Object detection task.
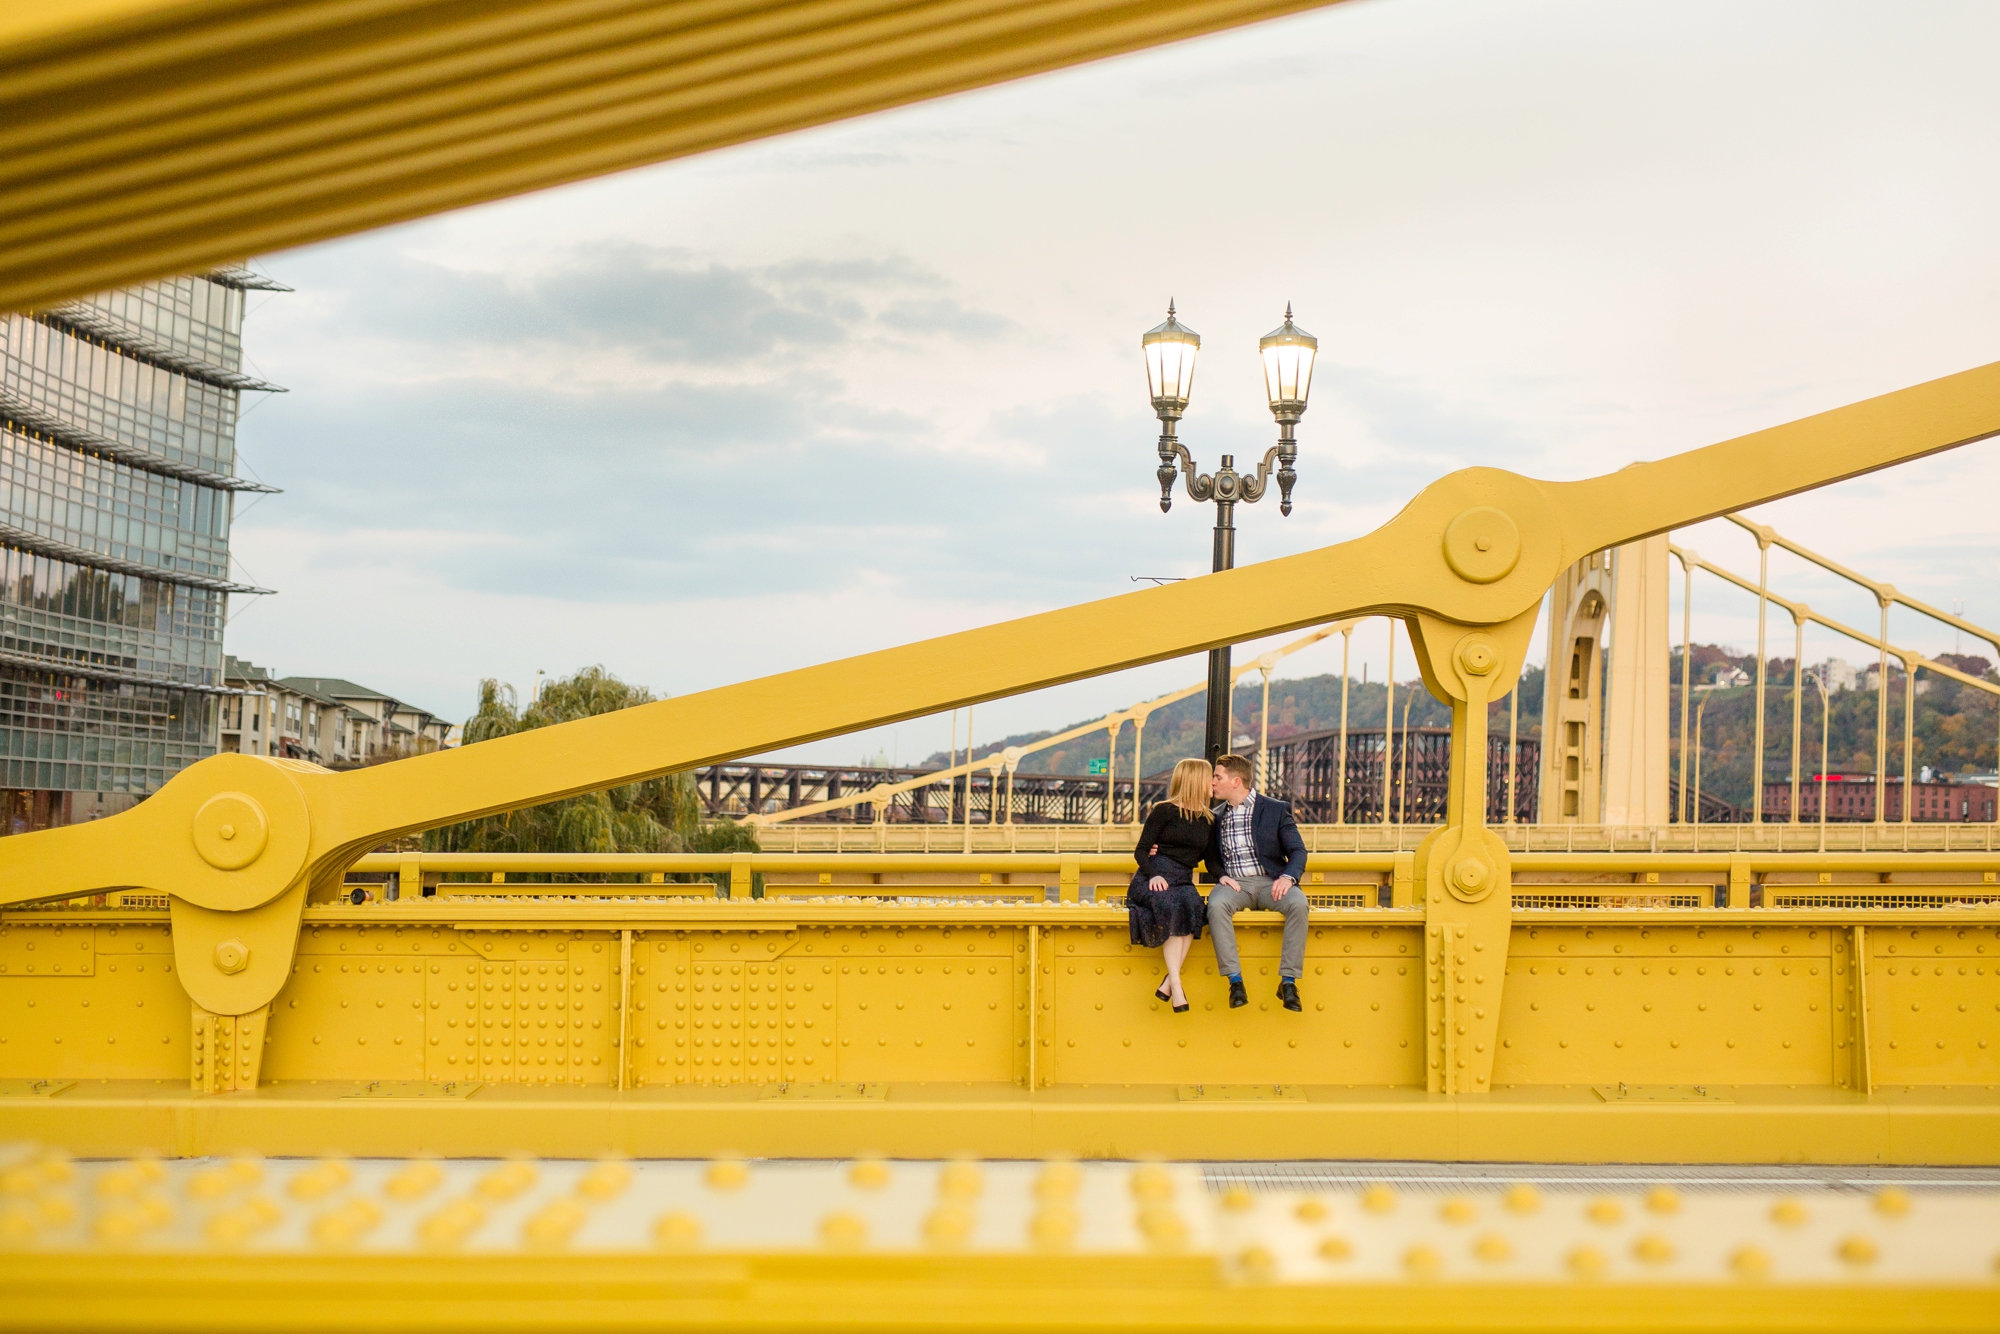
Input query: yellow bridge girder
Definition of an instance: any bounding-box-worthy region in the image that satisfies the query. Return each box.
[0,0,1352,312]
[4,846,1998,1164]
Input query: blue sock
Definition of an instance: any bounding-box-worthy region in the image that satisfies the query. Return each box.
[1227,973,1242,984]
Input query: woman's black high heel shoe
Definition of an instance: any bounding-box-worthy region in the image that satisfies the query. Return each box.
[1172,997,1190,1013]
[1154,978,1173,1003]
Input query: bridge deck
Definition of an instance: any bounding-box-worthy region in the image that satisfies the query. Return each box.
[3,1147,1998,1330]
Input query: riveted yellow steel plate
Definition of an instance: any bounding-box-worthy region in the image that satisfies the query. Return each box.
[759,1082,888,1101]
[1867,923,2000,1086]
[1179,1084,1306,1101]
[296,922,451,956]
[414,950,615,1088]
[1051,925,1424,1087]
[0,922,94,976]
[340,1080,482,1100]
[1592,1084,1734,1104]
[457,930,577,962]
[1,931,183,1082]
[1497,923,1843,1088]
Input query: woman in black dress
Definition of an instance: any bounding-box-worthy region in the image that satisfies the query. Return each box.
[1128,757,1214,1012]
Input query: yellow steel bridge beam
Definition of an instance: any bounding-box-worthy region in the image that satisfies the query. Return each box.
[4,874,1997,1158]
[0,0,1352,312]
[745,623,1349,827]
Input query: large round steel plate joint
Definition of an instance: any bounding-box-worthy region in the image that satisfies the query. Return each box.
[192,791,270,871]
[1442,507,1521,584]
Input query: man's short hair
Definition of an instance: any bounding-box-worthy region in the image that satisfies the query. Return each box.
[1214,753,1256,786]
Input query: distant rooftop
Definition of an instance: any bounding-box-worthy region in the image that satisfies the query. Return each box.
[223,655,274,683]
[220,664,443,720]
[280,675,443,722]
[280,676,392,703]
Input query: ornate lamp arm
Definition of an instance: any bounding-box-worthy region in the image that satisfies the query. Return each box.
[1156,434,1214,511]
[1237,441,1299,514]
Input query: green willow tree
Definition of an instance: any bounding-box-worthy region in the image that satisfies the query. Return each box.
[424,666,758,864]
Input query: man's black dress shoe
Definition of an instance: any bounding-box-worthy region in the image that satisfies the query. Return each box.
[1228,978,1248,1008]
[1277,979,1302,1012]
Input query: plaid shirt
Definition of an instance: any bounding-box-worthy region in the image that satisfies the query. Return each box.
[1218,791,1262,880]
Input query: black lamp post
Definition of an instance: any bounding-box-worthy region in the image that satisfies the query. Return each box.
[1145,302,1318,763]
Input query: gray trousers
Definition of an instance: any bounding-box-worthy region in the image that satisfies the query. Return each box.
[1206,875,1310,980]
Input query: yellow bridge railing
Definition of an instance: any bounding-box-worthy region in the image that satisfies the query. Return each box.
[741,820,2000,855]
[339,849,2000,908]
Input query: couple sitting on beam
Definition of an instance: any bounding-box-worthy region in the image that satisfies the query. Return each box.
[1128,752,1310,1014]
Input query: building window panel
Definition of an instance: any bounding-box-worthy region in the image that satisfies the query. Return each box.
[0,274,261,824]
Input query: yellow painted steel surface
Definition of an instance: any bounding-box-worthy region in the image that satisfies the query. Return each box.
[0,0,1344,312]
[3,849,1998,1164]
[2,1148,1999,1332]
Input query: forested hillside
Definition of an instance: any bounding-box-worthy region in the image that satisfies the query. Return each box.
[923,643,1999,811]
[929,667,1546,779]
[1667,648,1998,809]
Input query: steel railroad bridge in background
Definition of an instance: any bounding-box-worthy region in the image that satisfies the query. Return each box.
[700,731,1542,825]
[698,760,1134,825]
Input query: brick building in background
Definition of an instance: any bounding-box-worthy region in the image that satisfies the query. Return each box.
[1762,774,1999,823]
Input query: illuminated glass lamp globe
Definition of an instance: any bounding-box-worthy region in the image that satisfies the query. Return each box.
[1259,304,1317,425]
[1142,301,1201,425]
[1259,305,1315,516]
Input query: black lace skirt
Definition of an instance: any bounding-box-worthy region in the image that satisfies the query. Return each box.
[1127,863,1206,948]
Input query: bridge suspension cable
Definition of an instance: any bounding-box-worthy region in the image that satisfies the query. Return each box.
[1671,529,2000,831]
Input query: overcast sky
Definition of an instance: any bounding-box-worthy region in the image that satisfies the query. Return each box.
[225,0,2000,764]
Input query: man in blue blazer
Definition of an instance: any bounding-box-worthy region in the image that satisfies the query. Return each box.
[1204,753,1310,1011]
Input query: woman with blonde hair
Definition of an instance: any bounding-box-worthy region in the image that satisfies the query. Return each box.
[1127,757,1215,1012]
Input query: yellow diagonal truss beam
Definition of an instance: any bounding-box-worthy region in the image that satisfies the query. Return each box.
[0,0,1346,312]
[748,622,1347,826]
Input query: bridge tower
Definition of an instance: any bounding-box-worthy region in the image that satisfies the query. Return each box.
[1538,534,1672,825]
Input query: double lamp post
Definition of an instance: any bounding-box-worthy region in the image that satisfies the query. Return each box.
[1142,302,1318,762]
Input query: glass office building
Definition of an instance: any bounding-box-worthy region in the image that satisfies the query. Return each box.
[0,269,283,833]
